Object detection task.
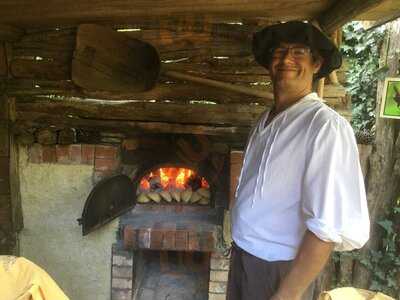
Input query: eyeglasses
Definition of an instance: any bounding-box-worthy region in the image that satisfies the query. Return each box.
[270,46,311,59]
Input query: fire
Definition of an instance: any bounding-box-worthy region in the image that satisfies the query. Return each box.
[176,168,193,189]
[201,177,209,189]
[139,167,208,191]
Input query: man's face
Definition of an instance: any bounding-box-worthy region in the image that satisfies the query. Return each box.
[268,42,322,92]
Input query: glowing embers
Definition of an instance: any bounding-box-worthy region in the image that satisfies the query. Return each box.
[137,167,210,205]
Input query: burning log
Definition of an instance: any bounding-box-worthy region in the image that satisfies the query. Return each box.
[137,166,211,205]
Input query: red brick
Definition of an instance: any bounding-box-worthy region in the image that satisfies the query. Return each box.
[69,144,82,164]
[95,145,119,159]
[29,144,42,163]
[41,146,56,163]
[123,226,137,249]
[150,229,163,249]
[122,139,139,151]
[56,145,70,163]
[163,230,176,250]
[199,231,215,252]
[188,231,200,251]
[175,230,188,251]
[81,144,95,165]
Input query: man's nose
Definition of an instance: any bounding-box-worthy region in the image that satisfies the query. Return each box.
[281,49,295,62]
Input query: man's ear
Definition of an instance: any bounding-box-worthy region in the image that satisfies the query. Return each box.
[313,58,323,74]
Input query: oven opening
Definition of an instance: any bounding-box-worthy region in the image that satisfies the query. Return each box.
[137,166,211,206]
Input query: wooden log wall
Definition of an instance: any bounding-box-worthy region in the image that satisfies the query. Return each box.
[13,96,264,148]
[6,20,349,105]
[4,19,351,147]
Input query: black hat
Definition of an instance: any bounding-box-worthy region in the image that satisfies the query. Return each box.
[252,21,342,79]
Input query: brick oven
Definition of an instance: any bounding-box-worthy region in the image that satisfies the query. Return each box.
[75,134,236,300]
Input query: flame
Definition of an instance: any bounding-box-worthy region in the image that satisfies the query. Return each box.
[176,168,193,189]
[139,167,208,191]
[140,178,150,190]
[201,177,209,188]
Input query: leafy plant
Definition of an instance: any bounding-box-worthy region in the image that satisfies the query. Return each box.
[353,197,400,298]
[341,22,386,133]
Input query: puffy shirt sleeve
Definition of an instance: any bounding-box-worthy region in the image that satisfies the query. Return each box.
[302,117,370,251]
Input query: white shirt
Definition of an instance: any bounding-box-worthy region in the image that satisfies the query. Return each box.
[231,93,370,261]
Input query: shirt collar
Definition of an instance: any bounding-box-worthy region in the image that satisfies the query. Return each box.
[259,92,319,132]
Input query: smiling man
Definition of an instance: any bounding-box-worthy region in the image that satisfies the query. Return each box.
[227,21,370,300]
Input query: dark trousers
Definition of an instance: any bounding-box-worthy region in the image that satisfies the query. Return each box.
[226,243,314,300]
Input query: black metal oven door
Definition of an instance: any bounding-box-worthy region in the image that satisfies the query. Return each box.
[78,174,136,235]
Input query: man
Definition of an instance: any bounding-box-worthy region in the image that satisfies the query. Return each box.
[228,21,370,300]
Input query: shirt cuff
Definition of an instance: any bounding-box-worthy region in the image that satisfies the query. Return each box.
[306,218,369,251]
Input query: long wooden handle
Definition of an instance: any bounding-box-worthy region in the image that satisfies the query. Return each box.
[164,70,274,101]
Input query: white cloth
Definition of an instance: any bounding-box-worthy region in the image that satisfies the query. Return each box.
[231,93,370,261]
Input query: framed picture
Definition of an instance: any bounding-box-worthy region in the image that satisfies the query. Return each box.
[380,77,400,119]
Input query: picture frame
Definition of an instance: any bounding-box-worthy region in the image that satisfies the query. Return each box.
[380,77,400,119]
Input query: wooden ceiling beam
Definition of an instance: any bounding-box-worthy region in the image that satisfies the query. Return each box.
[0,1,330,28]
[14,96,266,127]
[318,0,388,34]
[0,24,24,42]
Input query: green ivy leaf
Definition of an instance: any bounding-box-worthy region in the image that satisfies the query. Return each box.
[377,220,394,234]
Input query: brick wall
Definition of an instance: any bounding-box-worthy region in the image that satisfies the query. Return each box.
[27,143,121,183]
[208,251,230,300]
[111,243,134,300]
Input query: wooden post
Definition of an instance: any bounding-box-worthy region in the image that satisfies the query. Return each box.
[0,94,15,254]
[317,78,325,99]
[0,38,21,254]
[328,30,340,85]
[352,19,400,290]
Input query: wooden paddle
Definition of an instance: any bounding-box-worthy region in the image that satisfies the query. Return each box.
[72,24,274,100]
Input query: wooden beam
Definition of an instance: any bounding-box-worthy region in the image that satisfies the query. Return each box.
[318,0,387,34]
[15,113,252,137]
[0,24,23,42]
[0,43,7,78]
[358,0,400,21]
[6,78,346,106]
[6,79,271,104]
[15,96,267,127]
[0,1,331,27]
[360,10,400,31]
